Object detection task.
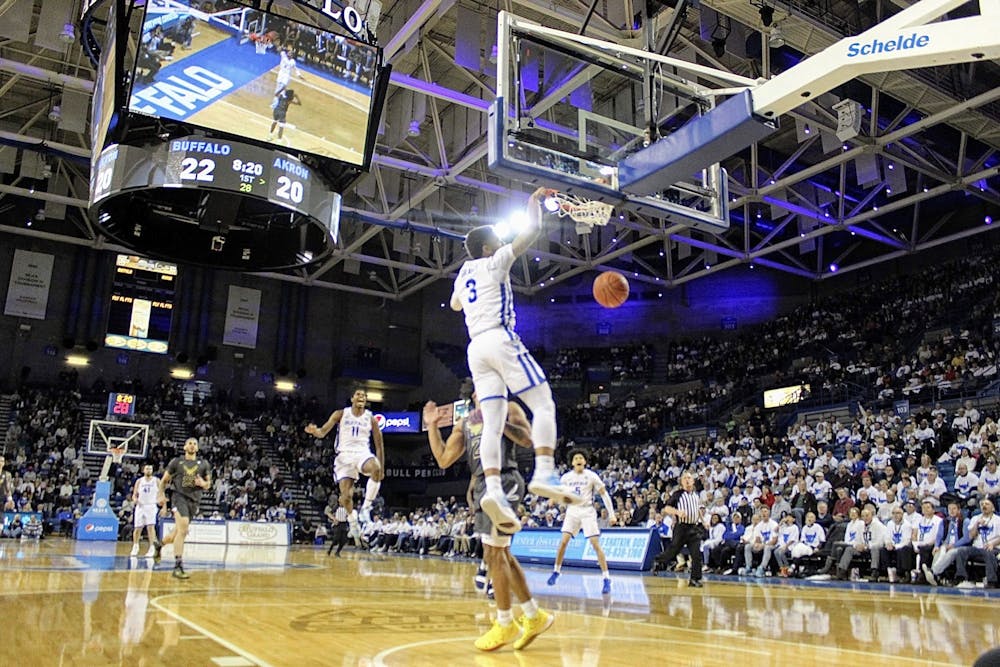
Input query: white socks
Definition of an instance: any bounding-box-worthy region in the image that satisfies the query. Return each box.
[534,455,554,478]
[364,479,381,506]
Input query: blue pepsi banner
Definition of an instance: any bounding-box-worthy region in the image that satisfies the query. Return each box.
[375,412,420,433]
[511,527,660,571]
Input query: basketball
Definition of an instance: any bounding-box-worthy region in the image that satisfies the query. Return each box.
[592,271,629,308]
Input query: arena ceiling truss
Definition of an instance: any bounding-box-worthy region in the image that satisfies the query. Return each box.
[0,0,998,300]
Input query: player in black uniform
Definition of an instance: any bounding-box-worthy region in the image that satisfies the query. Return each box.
[153,437,211,579]
[268,87,301,144]
[424,383,555,653]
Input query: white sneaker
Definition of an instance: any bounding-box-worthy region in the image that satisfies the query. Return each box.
[923,564,938,586]
[480,490,522,534]
[528,472,585,506]
[130,544,139,556]
[957,580,976,589]
[145,547,155,558]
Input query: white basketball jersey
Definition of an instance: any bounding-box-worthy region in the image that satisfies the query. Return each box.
[338,408,374,453]
[277,53,298,81]
[135,477,159,506]
[453,245,517,338]
[561,469,603,510]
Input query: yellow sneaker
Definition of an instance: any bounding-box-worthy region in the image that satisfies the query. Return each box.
[513,609,554,650]
[474,620,521,651]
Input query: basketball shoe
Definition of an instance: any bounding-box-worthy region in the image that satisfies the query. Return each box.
[172,564,189,580]
[130,544,139,557]
[528,472,585,507]
[152,540,163,563]
[474,619,521,651]
[480,491,521,534]
[513,609,554,650]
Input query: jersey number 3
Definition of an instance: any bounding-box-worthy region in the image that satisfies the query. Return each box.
[465,279,478,303]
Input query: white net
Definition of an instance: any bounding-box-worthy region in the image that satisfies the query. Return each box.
[545,192,614,227]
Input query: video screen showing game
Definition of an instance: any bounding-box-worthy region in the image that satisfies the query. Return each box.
[129,0,380,166]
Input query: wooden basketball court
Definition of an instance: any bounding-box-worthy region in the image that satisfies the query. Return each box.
[1,539,995,665]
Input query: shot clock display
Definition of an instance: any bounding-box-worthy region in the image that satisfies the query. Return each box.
[107,392,137,419]
[105,254,177,354]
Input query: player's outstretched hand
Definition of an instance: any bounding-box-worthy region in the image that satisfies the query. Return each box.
[529,186,556,202]
[304,423,318,436]
[422,401,439,428]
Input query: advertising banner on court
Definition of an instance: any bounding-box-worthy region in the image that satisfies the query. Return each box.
[511,527,660,571]
[228,520,291,546]
[222,285,262,349]
[374,411,420,433]
[4,249,54,320]
[161,519,228,544]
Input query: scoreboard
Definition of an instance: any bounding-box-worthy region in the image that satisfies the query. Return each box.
[105,254,176,354]
[107,392,136,419]
[91,138,339,230]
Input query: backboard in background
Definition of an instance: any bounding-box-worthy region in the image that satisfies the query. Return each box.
[489,11,757,234]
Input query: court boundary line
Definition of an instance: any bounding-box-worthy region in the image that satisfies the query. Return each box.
[150,593,274,667]
[555,607,957,666]
[371,635,772,666]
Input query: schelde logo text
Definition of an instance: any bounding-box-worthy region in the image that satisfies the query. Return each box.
[846,33,929,57]
[238,524,278,541]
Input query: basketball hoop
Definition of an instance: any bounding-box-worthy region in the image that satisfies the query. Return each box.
[543,192,614,228]
[99,446,127,482]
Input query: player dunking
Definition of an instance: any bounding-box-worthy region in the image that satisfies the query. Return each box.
[268,87,300,143]
[274,46,306,94]
[547,450,616,594]
[305,387,385,546]
[424,389,554,652]
[153,438,211,579]
[452,186,584,532]
[129,465,162,557]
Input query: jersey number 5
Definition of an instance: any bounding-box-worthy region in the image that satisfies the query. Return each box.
[465,279,478,303]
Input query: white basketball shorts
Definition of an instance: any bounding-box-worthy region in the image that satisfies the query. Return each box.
[468,328,547,399]
[562,507,600,538]
[134,504,158,528]
[335,449,375,481]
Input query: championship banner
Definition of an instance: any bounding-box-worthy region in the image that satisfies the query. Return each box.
[4,249,54,320]
[222,285,262,349]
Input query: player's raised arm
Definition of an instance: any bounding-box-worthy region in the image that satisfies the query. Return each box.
[306,409,343,438]
[510,187,553,258]
[424,401,466,469]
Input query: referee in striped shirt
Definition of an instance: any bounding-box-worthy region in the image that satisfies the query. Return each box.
[327,504,350,557]
[659,472,704,587]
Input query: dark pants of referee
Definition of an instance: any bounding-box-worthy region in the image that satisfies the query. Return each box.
[328,524,349,556]
[658,522,703,582]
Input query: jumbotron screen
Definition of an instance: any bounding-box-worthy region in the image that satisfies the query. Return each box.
[105,254,177,354]
[128,0,380,166]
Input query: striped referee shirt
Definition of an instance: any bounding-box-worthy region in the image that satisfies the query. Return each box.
[668,489,702,524]
[334,507,349,523]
